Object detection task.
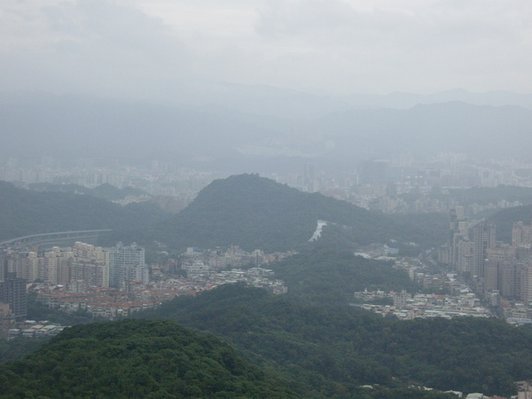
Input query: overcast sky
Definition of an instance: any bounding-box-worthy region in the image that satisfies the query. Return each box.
[1,0,531,101]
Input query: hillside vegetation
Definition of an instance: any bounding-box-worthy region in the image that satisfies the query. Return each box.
[152,174,448,251]
[139,284,532,397]
[0,319,298,399]
[0,181,168,241]
[136,248,532,397]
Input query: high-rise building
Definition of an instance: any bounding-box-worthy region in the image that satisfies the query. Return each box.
[0,272,27,320]
[512,221,532,248]
[109,243,147,289]
[0,251,6,282]
[485,245,517,295]
[470,221,496,278]
[456,239,474,274]
[519,261,532,305]
[448,208,470,270]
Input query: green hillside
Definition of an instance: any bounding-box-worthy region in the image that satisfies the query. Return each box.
[269,248,415,304]
[0,181,168,241]
[138,283,532,397]
[152,174,447,251]
[0,319,298,399]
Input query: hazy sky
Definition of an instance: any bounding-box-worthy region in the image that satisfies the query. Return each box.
[1,0,531,100]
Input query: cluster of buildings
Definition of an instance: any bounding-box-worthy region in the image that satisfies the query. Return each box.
[0,241,149,334]
[30,265,288,320]
[2,241,148,291]
[353,248,494,321]
[7,320,66,340]
[354,288,491,320]
[31,284,161,320]
[439,210,532,309]
[180,245,293,277]
[0,242,290,327]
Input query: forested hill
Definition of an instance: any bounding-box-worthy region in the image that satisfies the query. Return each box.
[0,181,168,241]
[138,283,532,397]
[269,248,415,304]
[151,174,448,251]
[0,319,298,398]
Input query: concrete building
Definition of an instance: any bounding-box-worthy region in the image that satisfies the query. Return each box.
[471,221,496,278]
[109,243,147,289]
[0,272,27,320]
[513,222,532,248]
[519,261,532,305]
[485,245,517,297]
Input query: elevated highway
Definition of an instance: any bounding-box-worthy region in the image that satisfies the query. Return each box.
[0,229,112,250]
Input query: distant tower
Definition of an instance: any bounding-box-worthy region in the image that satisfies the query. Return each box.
[0,272,27,320]
[109,243,147,289]
[0,250,6,282]
[470,221,496,278]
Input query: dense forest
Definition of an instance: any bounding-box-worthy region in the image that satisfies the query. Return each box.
[151,174,448,251]
[0,320,300,399]
[137,283,532,397]
[269,248,416,304]
[0,318,458,399]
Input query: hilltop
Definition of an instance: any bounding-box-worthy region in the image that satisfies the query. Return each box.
[0,319,298,398]
[152,174,447,251]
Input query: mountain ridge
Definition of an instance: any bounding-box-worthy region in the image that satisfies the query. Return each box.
[150,173,448,251]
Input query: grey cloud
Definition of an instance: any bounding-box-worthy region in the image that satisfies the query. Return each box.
[0,0,531,97]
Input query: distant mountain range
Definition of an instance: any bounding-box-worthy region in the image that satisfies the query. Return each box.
[150,174,448,251]
[2,93,532,169]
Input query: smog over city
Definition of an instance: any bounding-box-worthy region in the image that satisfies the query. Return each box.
[1,2,532,398]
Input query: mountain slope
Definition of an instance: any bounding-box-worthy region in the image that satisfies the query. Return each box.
[138,283,532,397]
[313,102,532,160]
[0,181,168,241]
[2,95,532,164]
[152,174,447,251]
[0,319,297,398]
